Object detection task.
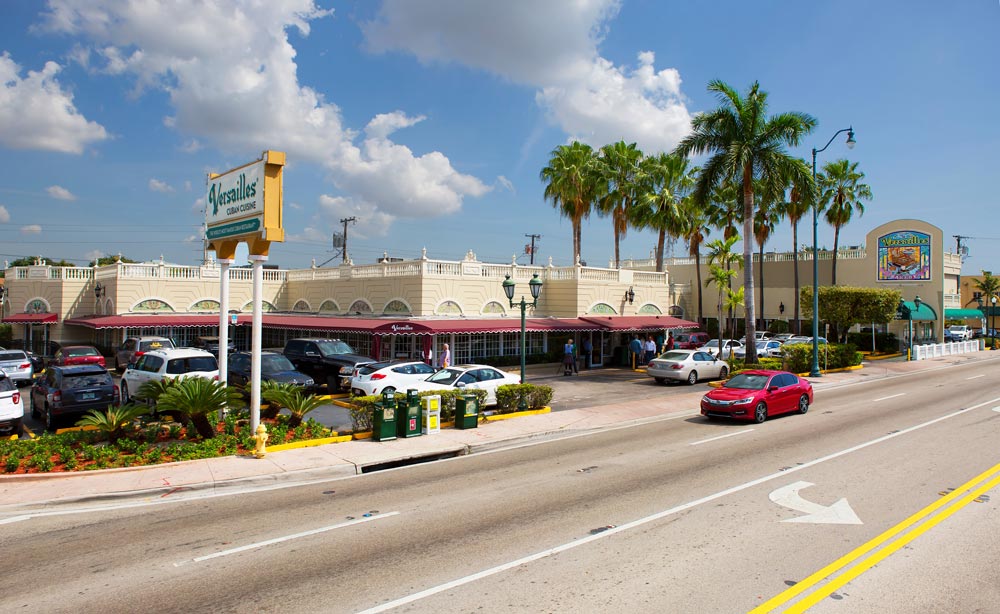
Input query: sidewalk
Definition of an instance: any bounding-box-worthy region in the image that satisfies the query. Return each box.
[1,352,995,510]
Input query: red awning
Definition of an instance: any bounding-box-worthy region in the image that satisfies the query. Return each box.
[578,315,699,331]
[371,317,603,335]
[2,312,58,324]
[260,316,391,331]
[64,314,248,329]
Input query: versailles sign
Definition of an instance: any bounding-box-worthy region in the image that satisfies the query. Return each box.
[205,150,285,252]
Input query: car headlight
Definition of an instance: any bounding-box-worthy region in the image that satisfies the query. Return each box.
[339,366,353,374]
[734,397,755,404]
[305,378,315,386]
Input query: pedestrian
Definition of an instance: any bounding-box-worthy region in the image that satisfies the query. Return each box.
[629,335,643,369]
[423,346,433,366]
[570,339,579,373]
[563,338,575,376]
[440,343,450,369]
[582,337,593,369]
[643,336,656,364]
[665,332,675,352]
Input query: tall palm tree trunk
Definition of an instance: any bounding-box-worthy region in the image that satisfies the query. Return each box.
[695,254,704,324]
[832,226,841,285]
[655,229,665,272]
[742,169,757,363]
[792,221,800,334]
[759,242,766,331]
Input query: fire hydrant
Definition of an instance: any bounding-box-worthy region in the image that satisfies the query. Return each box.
[252,423,268,458]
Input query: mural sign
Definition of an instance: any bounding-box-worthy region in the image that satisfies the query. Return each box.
[877,231,931,281]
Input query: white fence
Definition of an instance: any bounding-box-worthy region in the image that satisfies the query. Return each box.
[912,340,980,361]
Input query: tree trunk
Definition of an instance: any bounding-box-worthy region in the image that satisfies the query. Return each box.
[759,242,765,332]
[742,166,757,364]
[792,219,800,334]
[832,226,840,285]
[288,414,303,429]
[695,252,704,324]
[655,229,665,272]
[190,413,217,440]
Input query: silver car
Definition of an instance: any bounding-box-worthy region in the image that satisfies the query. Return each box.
[0,350,33,386]
[646,350,729,385]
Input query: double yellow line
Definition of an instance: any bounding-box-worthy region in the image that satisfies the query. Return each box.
[751,460,1000,613]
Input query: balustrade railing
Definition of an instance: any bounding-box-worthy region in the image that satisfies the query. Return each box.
[911,340,980,361]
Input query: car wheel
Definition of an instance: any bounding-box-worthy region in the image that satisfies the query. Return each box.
[12,418,22,438]
[44,405,56,432]
[654,377,665,385]
[383,386,396,396]
[687,370,698,385]
[718,366,729,379]
[121,381,131,405]
[754,402,768,424]
[798,395,810,414]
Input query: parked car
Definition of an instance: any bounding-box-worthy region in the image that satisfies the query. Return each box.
[784,336,828,346]
[25,351,45,375]
[774,333,795,343]
[739,331,776,344]
[115,336,175,372]
[120,348,219,404]
[696,339,743,358]
[282,338,373,392]
[947,325,971,341]
[673,331,711,350]
[645,350,728,385]
[52,345,106,368]
[351,360,438,397]
[700,370,813,423]
[227,351,314,392]
[733,340,785,359]
[406,364,521,406]
[0,349,34,386]
[31,364,120,431]
[193,335,237,356]
[0,372,24,437]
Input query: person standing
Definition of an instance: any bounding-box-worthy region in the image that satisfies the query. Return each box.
[570,339,579,373]
[582,337,593,369]
[563,338,575,376]
[440,343,450,369]
[643,336,656,364]
[629,335,643,369]
[665,332,675,352]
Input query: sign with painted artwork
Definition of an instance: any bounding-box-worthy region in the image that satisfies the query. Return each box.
[877,231,930,281]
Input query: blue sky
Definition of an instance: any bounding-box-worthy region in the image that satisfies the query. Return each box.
[0,1,997,274]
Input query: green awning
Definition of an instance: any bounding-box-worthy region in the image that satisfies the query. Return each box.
[945,308,987,319]
[899,301,936,321]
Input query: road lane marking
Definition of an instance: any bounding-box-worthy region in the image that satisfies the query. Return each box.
[358,396,1000,614]
[768,481,862,525]
[993,407,1000,413]
[754,463,1000,613]
[872,393,905,402]
[176,511,399,566]
[965,374,986,380]
[690,429,754,446]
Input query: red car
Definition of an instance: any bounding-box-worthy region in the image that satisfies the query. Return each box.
[674,331,711,350]
[700,369,812,423]
[52,345,106,368]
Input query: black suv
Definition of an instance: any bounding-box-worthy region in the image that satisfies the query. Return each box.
[282,338,371,392]
[31,364,120,431]
[193,336,237,356]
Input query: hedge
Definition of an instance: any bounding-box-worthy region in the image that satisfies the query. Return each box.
[780,342,863,373]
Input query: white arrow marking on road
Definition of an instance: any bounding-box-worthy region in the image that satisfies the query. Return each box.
[993,407,1000,413]
[769,481,863,525]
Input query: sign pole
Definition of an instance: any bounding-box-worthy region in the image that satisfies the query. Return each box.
[249,254,267,432]
[217,258,233,421]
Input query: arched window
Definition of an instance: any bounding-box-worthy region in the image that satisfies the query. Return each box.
[383,300,411,315]
[319,300,339,314]
[133,299,175,312]
[292,300,312,312]
[240,301,277,312]
[638,304,663,315]
[435,300,463,315]
[349,300,373,314]
[481,301,507,315]
[668,305,685,317]
[588,303,617,315]
[25,298,50,313]
[190,299,220,312]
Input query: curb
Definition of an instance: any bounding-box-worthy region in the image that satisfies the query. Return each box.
[484,407,551,422]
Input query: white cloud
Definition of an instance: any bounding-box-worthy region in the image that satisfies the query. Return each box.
[85,249,103,261]
[289,202,303,210]
[0,52,108,154]
[180,139,202,153]
[183,180,192,191]
[46,185,76,200]
[318,194,394,240]
[0,205,9,223]
[363,1,691,152]
[149,178,174,193]
[496,175,515,194]
[40,0,488,228]
[21,224,42,235]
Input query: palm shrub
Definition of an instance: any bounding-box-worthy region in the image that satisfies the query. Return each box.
[260,381,298,420]
[155,378,245,440]
[76,404,149,446]
[138,378,181,420]
[265,388,326,428]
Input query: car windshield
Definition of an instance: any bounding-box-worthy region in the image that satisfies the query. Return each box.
[65,373,112,388]
[425,368,460,385]
[723,373,770,390]
[140,339,174,351]
[316,340,355,355]
[66,347,100,357]
[657,351,690,361]
[0,351,26,361]
[700,340,719,348]
[261,354,295,373]
[356,361,390,376]
[755,341,772,349]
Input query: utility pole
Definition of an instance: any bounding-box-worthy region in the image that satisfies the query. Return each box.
[954,235,971,304]
[341,217,357,264]
[525,233,541,265]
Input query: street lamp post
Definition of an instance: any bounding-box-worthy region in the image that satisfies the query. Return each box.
[903,295,922,360]
[502,273,543,410]
[810,127,856,377]
[992,296,998,347]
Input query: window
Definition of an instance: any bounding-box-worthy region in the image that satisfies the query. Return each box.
[230,354,249,370]
[142,356,164,373]
[0,376,13,393]
[65,373,112,388]
[458,372,477,385]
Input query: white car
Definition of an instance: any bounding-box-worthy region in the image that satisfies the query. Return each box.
[784,336,828,346]
[351,360,438,397]
[406,364,521,406]
[696,339,743,358]
[0,350,34,386]
[646,350,729,385]
[0,371,24,437]
[739,331,775,344]
[121,348,220,404]
[947,325,971,341]
[733,340,785,359]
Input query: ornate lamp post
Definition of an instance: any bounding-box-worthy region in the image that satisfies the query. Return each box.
[810,127,856,376]
[992,296,998,346]
[502,273,543,408]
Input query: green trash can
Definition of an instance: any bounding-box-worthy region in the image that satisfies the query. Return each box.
[372,389,397,441]
[397,388,422,438]
[455,394,479,429]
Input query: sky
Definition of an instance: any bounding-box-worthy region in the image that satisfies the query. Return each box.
[0,1,998,274]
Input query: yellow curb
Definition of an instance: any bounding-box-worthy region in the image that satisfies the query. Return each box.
[484,407,551,421]
[331,399,355,408]
[707,381,723,388]
[268,434,350,452]
[315,394,335,401]
[864,353,903,361]
[795,364,864,377]
[55,425,98,434]
[352,431,372,440]
[6,434,16,441]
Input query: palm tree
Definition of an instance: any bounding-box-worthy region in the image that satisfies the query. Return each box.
[706,235,743,338]
[679,188,709,324]
[76,404,149,446]
[706,263,736,356]
[724,285,746,357]
[597,140,644,268]
[706,181,742,240]
[778,163,815,333]
[676,80,816,364]
[753,178,783,330]
[156,378,245,440]
[974,272,1000,338]
[260,380,297,420]
[540,141,604,264]
[632,152,694,272]
[264,388,327,429]
[819,159,873,284]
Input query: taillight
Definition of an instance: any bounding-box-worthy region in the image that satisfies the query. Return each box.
[98,357,106,367]
[19,363,30,369]
[53,390,61,404]
[670,364,683,370]
[213,375,219,381]
[113,385,120,403]
[135,351,145,358]
[371,373,386,380]
[11,392,19,405]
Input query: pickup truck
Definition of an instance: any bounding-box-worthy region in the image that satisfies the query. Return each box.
[282,338,373,392]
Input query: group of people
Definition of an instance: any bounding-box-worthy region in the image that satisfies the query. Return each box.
[562,337,594,375]
[629,332,674,368]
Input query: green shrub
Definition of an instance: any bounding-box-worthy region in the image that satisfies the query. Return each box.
[779,342,862,373]
[846,331,898,353]
[494,384,553,413]
[767,320,790,334]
